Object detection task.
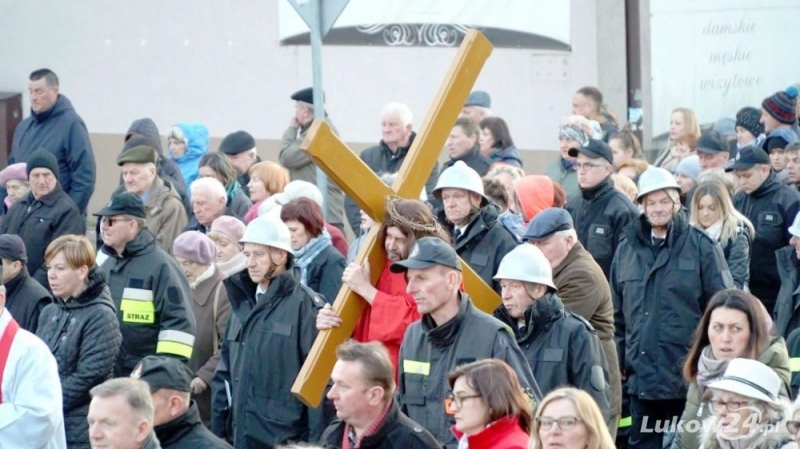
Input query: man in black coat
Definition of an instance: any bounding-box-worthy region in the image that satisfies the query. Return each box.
[343,103,439,235]
[432,161,519,293]
[319,340,441,449]
[0,149,86,287]
[5,68,95,215]
[565,139,639,278]
[133,355,231,449]
[611,166,733,449]
[0,235,52,332]
[729,145,800,315]
[211,215,327,447]
[442,118,493,176]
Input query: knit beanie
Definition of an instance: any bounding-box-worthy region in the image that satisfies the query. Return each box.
[674,155,701,182]
[26,149,59,178]
[209,216,246,244]
[762,86,799,125]
[736,107,765,138]
[173,231,217,264]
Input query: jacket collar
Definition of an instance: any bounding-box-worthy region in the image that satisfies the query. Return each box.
[228,269,296,319]
[449,144,482,165]
[451,203,502,249]
[107,229,157,259]
[4,267,30,297]
[422,292,470,347]
[749,171,779,199]
[495,293,564,343]
[553,241,586,277]
[451,416,526,447]
[20,183,66,207]
[380,131,416,158]
[62,266,113,310]
[580,176,614,200]
[154,402,203,446]
[629,208,688,248]
[31,94,69,123]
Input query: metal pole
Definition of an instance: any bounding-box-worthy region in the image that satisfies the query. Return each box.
[310,0,328,220]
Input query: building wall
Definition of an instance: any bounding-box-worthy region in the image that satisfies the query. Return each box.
[0,0,626,217]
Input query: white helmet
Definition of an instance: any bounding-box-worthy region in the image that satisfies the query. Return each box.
[493,244,556,289]
[240,215,293,253]
[636,166,680,202]
[432,161,487,203]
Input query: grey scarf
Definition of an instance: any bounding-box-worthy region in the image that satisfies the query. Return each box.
[696,345,729,393]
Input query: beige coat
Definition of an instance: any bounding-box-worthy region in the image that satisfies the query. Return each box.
[553,241,621,436]
[187,265,231,426]
[145,176,187,255]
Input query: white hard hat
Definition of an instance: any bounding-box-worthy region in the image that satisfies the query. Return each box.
[493,244,556,290]
[432,161,487,203]
[789,211,800,238]
[636,166,680,202]
[240,215,293,253]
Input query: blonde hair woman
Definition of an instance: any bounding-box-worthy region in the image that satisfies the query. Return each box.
[654,107,702,172]
[529,387,615,449]
[689,180,755,289]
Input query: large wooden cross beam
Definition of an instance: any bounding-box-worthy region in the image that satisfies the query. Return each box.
[291,30,499,407]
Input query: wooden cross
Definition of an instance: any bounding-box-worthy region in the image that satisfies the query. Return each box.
[291,30,500,407]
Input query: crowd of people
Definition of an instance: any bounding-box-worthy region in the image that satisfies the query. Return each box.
[1,66,800,449]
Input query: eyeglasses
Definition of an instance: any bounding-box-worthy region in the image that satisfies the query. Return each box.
[573,162,608,171]
[787,421,800,434]
[536,416,582,431]
[445,392,481,410]
[710,400,751,413]
[101,217,133,227]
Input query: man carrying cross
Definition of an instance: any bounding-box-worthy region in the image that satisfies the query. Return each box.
[394,236,541,448]
[316,196,445,373]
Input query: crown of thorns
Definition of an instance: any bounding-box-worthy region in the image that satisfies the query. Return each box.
[384,195,442,236]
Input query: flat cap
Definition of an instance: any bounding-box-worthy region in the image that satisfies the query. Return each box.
[117,145,158,166]
[390,237,461,273]
[219,131,256,156]
[131,355,193,393]
[464,90,491,108]
[0,234,27,263]
[695,130,728,155]
[523,207,574,242]
[290,87,321,105]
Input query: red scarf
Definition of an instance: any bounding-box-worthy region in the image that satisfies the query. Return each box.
[342,400,393,449]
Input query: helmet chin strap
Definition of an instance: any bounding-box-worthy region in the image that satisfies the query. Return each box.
[264,248,288,280]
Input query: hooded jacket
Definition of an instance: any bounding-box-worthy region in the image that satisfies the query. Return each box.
[439,203,519,293]
[763,126,799,152]
[733,172,800,314]
[672,336,791,449]
[567,176,640,278]
[169,123,209,198]
[0,184,86,287]
[494,293,612,422]
[442,145,492,177]
[36,267,121,449]
[343,132,440,235]
[99,229,196,376]
[544,157,580,199]
[211,270,327,447]
[4,266,52,333]
[514,175,557,224]
[154,401,232,449]
[8,94,96,214]
[279,119,346,228]
[124,118,186,194]
[398,293,541,448]
[611,213,733,400]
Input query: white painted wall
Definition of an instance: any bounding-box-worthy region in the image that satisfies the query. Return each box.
[0,0,619,153]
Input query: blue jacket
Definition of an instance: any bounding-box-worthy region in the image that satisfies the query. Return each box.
[170,123,209,197]
[8,95,96,215]
[489,145,523,168]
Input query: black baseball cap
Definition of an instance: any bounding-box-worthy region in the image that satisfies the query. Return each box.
[94,192,147,218]
[131,355,193,393]
[568,139,613,165]
[695,130,727,155]
[725,145,771,172]
[523,208,574,242]
[0,234,27,263]
[389,237,462,273]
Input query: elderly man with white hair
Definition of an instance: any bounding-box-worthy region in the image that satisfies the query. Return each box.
[259,180,348,257]
[184,177,240,234]
[344,102,440,235]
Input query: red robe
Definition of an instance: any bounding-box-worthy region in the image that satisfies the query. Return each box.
[451,416,529,449]
[352,261,420,374]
